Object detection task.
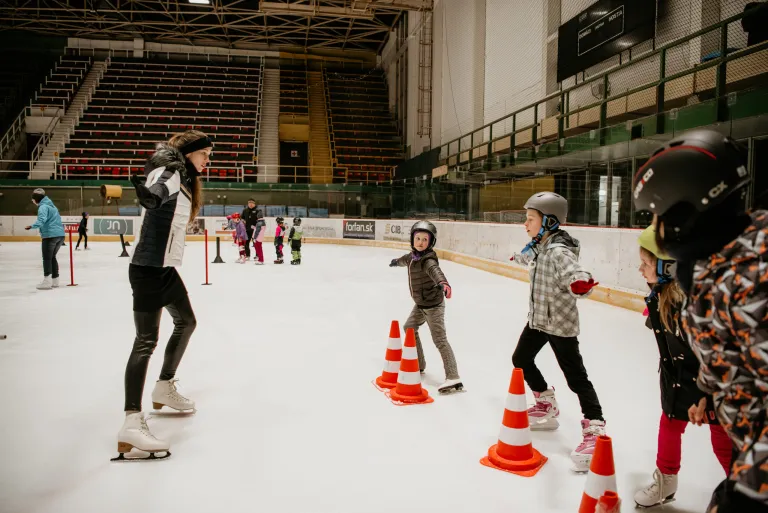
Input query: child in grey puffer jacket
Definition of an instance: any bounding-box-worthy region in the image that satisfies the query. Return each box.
[510,192,604,473]
[389,221,463,394]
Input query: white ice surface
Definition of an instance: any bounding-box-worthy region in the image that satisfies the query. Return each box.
[0,241,722,513]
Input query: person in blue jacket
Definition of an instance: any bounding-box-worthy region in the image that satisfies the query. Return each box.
[24,188,65,290]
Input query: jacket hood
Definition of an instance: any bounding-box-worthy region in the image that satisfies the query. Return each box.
[38,196,54,207]
[145,144,186,176]
[543,229,581,256]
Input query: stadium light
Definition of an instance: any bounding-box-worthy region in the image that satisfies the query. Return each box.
[189,0,211,4]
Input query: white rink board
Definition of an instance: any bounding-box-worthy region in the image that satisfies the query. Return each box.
[3,216,646,293]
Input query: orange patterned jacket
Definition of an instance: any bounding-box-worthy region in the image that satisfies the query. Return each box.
[683,211,768,508]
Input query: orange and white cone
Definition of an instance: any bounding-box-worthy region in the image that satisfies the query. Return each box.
[373,320,402,391]
[596,491,620,513]
[480,368,547,477]
[578,435,618,513]
[386,328,433,405]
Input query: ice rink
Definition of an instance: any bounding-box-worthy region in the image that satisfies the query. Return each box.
[0,240,725,513]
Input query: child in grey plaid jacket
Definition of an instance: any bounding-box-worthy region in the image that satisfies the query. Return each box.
[510,192,605,473]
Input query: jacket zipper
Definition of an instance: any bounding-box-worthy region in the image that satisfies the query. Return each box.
[407,259,415,298]
[168,232,175,253]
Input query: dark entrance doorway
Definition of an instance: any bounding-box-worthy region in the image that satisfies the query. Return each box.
[279,141,309,183]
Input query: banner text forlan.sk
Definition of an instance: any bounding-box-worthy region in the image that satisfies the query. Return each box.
[342,220,375,240]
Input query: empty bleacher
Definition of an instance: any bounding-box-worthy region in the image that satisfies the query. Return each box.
[324,69,403,184]
[32,55,91,111]
[280,66,309,117]
[58,57,263,180]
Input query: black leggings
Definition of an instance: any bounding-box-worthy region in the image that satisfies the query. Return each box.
[124,295,197,411]
[512,324,603,421]
[41,236,65,278]
[76,232,87,248]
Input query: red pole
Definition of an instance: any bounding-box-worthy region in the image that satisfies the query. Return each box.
[202,229,211,285]
[67,229,77,287]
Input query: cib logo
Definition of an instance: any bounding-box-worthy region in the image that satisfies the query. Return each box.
[387,224,402,234]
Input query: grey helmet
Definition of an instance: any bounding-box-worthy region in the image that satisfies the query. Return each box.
[524,191,567,230]
[410,220,437,251]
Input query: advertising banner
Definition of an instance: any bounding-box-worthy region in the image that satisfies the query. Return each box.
[92,217,134,235]
[343,220,375,240]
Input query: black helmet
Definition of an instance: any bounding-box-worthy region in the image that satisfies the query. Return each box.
[632,129,748,238]
[410,220,437,251]
[293,217,301,225]
[276,216,284,224]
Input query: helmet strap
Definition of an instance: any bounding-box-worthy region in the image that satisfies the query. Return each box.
[656,259,677,284]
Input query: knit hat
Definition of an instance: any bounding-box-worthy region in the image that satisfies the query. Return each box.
[32,188,46,203]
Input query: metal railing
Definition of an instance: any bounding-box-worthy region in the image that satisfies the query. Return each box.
[30,115,60,164]
[0,109,25,158]
[0,159,57,176]
[435,5,768,171]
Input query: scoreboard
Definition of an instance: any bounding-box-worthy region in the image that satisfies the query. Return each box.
[557,0,658,83]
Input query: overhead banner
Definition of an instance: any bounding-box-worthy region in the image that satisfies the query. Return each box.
[343,220,375,240]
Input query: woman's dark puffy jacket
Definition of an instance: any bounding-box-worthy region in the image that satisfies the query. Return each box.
[394,250,448,309]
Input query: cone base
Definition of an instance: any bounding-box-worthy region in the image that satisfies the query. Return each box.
[374,376,397,390]
[386,387,434,405]
[480,444,547,477]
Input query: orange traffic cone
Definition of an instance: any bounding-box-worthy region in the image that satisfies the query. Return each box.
[578,435,618,513]
[386,328,433,405]
[596,491,620,512]
[373,320,402,391]
[480,368,547,477]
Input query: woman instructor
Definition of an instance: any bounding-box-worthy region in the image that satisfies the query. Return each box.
[114,130,212,460]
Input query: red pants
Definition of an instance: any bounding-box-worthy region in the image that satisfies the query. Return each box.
[253,241,264,262]
[237,239,246,257]
[656,412,732,475]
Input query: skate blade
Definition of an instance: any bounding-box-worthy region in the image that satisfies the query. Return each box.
[570,454,592,473]
[111,450,171,462]
[148,407,196,417]
[635,496,676,509]
[529,419,560,431]
[438,385,466,395]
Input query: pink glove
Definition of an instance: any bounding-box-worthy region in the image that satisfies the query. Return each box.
[440,283,452,299]
[643,307,649,317]
[570,279,598,295]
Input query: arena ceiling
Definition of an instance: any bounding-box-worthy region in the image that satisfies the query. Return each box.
[0,0,431,52]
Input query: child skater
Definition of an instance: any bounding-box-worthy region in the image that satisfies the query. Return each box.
[232,213,248,263]
[389,221,463,394]
[510,192,603,472]
[75,212,89,250]
[634,225,732,507]
[288,217,303,265]
[252,210,266,265]
[274,216,285,264]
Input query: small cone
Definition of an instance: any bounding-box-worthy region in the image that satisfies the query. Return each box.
[596,491,620,512]
[480,368,547,477]
[386,328,433,405]
[578,435,618,513]
[374,321,402,390]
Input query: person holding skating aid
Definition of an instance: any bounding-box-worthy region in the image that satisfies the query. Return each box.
[274,216,286,264]
[634,225,732,508]
[252,210,266,265]
[509,192,604,472]
[389,221,463,394]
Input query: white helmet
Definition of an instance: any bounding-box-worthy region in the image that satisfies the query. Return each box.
[524,192,567,229]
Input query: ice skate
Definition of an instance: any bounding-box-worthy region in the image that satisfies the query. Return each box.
[570,419,606,472]
[438,378,465,394]
[527,388,559,431]
[112,412,170,461]
[51,277,60,288]
[236,255,246,264]
[36,276,52,290]
[254,260,264,265]
[151,378,196,413]
[274,259,283,264]
[291,259,299,265]
[634,468,677,508]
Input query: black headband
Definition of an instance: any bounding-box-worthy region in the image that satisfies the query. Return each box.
[180,136,213,155]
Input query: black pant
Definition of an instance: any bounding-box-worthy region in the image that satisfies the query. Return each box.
[41,236,65,278]
[512,324,603,421]
[244,229,253,258]
[76,232,87,249]
[124,294,197,411]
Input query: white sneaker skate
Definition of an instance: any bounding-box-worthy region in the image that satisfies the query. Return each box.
[36,276,52,290]
[51,277,60,288]
[528,388,559,431]
[438,378,465,394]
[236,256,246,264]
[571,419,607,472]
[254,260,264,265]
[634,468,678,508]
[151,378,196,412]
[112,412,170,461]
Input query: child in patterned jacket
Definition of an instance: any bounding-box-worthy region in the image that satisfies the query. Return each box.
[510,191,603,473]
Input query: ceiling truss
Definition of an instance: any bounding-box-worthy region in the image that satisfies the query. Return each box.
[0,0,432,53]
